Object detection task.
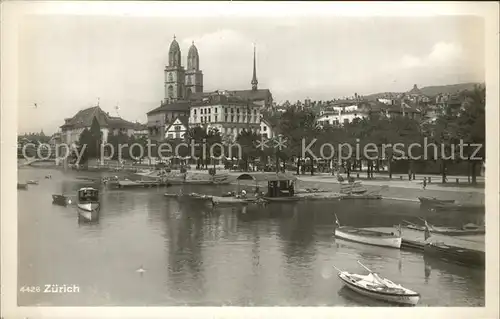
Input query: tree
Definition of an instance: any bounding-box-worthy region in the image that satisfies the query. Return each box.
[455,85,485,184]
[185,126,207,169]
[88,116,102,160]
[236,129,261,171]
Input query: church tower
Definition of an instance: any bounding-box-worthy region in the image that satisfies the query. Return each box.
[185,41,203,97]
[251,45,258,91]
[164,36,186,102]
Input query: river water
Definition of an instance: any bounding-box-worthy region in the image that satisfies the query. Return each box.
[17,168,485,306]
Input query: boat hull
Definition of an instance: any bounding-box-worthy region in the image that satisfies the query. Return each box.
[335,227,402,249]
[263,197,300,202]
[338,273,420,305]
[77,203,100,221]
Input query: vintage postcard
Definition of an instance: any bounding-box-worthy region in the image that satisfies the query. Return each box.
[1,1,498,318]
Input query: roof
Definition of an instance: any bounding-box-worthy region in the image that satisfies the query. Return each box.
[165,116,189,132]
[188,42,199,57]
[107,117,135,129]
[408,84,423,95]
[60,106,136,130]
[236,172,298,182]
[147,101,191,115]
[229,89,272,102]
[191,93,261,107]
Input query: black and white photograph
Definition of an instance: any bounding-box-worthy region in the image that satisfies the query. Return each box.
[1,1,499,318]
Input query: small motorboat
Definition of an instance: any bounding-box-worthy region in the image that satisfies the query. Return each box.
[52,194,72,206]
[26,180,39,185]
[17,183,28,190]
[335,261,420,306]
[334,215,401,249]
[76,187,100,221]
[45,175,52,179]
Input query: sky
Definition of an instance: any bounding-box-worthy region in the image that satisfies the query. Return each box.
[17,15,485,134]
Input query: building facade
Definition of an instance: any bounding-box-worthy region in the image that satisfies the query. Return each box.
[60,106,135,145]
[189,91,261,139]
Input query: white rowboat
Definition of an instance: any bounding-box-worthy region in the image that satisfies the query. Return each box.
[335,261,420,306]
[334,226,402,249]
[337,271,420,305]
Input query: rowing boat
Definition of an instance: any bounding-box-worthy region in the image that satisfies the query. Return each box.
[335,226,402,249]
[335,262,420,306]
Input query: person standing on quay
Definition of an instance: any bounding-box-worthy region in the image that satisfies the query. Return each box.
[423,178,427,190]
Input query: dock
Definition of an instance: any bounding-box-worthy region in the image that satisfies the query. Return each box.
[115,180,171,188]
[363,227,485,266]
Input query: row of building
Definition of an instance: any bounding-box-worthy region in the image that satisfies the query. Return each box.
[56,36,466,146]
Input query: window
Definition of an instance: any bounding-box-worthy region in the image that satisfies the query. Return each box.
[214,108,218,113]
[168,73,173,82]
[230,108,234,113]
[237,108,240,114]
[231,115,234,122]
[193,109,197,115]
[208,108,211,114]
[175,125,181,131]
[215,116,218,122]
[263,126,267,131]
[167,133,173,138]
[225,115,228,122]
[208,116,211,122]
[168,85,174,98]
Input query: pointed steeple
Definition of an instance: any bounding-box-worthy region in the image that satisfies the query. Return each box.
[251,44,258,91]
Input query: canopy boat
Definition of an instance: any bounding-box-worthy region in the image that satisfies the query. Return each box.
[76,187,100,221]
[52,194,72,206]
[335,261,420,306]
[26,180,39,185]
[334,215,401,249]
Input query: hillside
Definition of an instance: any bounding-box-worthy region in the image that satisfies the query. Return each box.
[419,82,483,97]
[364,82,483,100]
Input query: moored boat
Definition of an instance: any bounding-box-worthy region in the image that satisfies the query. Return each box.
[26,180,39,185]
[402,220,485,236]
[17,183,28,190]
[52,194,72,206]
[335,261,420,306]
[418,196,455,206]
[334,215,401,249]
[76,187,100,221]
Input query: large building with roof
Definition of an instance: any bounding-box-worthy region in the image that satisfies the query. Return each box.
[146,36,273,141]
[60,106,136,145]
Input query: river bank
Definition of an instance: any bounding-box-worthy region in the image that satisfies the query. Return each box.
[232,177,484,206]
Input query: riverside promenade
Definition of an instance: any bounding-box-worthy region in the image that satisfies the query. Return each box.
[226,171,485,206]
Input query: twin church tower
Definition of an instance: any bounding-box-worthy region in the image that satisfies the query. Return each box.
[164,35,260,103]
[164,36,203,102]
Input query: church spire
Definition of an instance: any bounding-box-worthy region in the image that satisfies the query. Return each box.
[251,44,258,91]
